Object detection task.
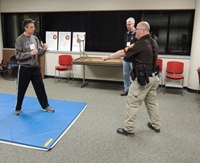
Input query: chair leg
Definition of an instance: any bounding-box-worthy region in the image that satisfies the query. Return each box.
[68,68,74,84]
[12,68,15,81]
[181,78,184,96]
[55,70,61,83]
[163,77,166,94]
[71,68,74,83]
[67,70,69,83]
[55,70,56,83]
[59,71,61,82]
[195,85,200,100]
[158,74,163,94]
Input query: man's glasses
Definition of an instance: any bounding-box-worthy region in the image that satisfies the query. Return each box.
[136,28,146,31]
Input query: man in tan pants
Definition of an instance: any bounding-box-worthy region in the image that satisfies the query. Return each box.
[124,76,160,134]
[102,21,161,136]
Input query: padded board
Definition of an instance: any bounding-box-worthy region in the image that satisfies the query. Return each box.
[0,93,87,151]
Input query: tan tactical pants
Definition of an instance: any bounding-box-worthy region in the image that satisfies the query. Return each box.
[124,75,161,133]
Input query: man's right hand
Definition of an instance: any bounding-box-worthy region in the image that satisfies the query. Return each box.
[30,49,38,55]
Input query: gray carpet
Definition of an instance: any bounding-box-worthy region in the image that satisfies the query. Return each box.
[0,78,200,163]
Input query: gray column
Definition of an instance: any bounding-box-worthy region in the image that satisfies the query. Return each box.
[188,0,200,90]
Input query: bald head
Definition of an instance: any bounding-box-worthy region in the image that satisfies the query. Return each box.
[135,21,150,40]
[139,21,150,32]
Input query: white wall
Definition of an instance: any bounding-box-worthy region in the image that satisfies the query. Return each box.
[187,0,200,90]
[0,0,195,12]
[0,0,196,88]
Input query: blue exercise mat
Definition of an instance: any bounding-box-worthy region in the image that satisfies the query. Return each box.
[0,93,87,151]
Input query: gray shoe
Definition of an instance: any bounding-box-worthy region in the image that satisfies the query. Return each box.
[15,110,21,115]
[42,106,55,113]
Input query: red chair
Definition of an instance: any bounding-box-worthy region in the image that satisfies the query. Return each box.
[157,58,163,92]
[195,69,200,100]
[164,61,184,96]
[55,55,74,83]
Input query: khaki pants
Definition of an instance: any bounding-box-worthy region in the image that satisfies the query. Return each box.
[124,75,161,133]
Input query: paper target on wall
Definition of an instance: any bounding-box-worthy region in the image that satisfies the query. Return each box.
[46,31,58,51]
[58,32,71,51]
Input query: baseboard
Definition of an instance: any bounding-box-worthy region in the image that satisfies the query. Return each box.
[44,75,123,84]
[44,75,199,93]
[186,87,199,93]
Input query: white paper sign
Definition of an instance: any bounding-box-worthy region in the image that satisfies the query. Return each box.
[46,31,58,51]
[58,32,71,51]
[72,32,86,52]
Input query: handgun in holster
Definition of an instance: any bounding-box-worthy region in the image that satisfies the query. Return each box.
[130,69,136,81]
[137,65,149,86]
[144,65,149,84]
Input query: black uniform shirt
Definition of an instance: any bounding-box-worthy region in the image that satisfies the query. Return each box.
[124,34,158,71]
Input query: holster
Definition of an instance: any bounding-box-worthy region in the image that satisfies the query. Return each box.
[137,65,150,86]
[137,71,147,86]
[155,65,160,76]
[130,69,136,81]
